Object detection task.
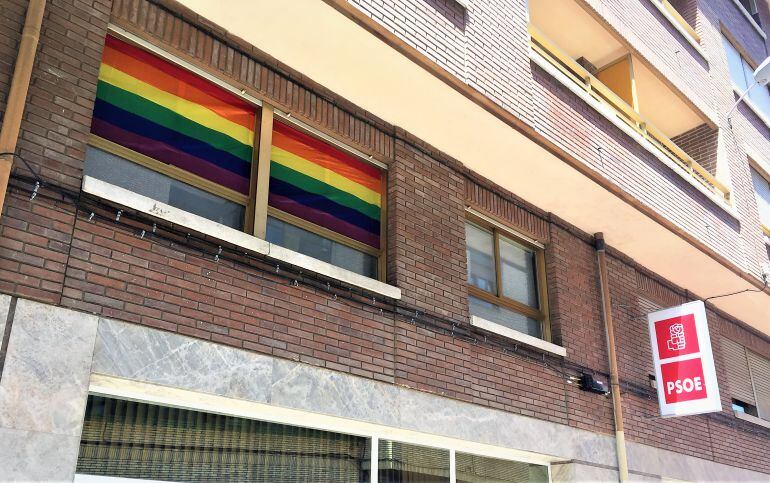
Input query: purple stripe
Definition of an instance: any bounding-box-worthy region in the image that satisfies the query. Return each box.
[269,193,380,249]
[92,118,250,194]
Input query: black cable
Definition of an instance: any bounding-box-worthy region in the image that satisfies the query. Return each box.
[703,277,769,301]
[0,152,43,184]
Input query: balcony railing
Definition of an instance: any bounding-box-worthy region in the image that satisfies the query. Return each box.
[529,25,731,205]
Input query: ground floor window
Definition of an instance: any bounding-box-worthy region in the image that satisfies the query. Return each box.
[75,395,550,482]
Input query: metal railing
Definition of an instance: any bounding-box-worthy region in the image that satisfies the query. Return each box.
[529,25,731,204]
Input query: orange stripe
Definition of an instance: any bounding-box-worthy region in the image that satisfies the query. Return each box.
[272,129,382,193]
[102,45,255,132]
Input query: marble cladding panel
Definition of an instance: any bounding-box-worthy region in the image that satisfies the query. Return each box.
[0,298,99,436]
[0,427,81,482]
[0,294,10,343]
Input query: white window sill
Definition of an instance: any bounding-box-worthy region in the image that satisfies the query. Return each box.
[734,410,770,428]
[470,315,567,357]
[530,49,739,221]
[647,0,707,60]
[82,176,402,300]
[730,0,767,39]
[732,85,770,131]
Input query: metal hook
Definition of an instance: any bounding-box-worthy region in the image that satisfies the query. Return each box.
[214,246,222,262]
[152,223,157,233]
[293,279,299,287]
[115,210,122,222]
[88,212,94,222]
[30,181,40,200]
[276,264,280,273]
[139,229,146,239]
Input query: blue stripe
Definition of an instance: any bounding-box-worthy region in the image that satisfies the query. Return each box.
[268,177,380,235]
[93,99,250,178]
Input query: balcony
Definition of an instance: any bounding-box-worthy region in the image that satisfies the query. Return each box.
[529,0,730,205]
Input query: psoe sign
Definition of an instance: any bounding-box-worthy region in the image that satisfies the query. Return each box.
[647,300,722,417]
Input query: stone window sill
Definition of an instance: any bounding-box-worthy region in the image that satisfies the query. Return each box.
[470,315,567,357]
[82,176,402,300]
[734,410,770,429]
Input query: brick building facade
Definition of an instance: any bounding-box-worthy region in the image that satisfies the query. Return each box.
[0,0,769,481]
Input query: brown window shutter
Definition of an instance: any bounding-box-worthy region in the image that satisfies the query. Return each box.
[747,350,770,420]
[721,338,756,405]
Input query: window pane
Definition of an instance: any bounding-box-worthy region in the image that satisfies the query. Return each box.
[76,396,369,482]
[466,222,497,294]
[456,452,549,483]
[92,35,256,196]
[723,37,750,91]
[270,121,383,250]
[751,167,770,227]
[469,295,542,338]
[267,216,378,278]
[378,440,450,483]
[749,84,770,120]
[85,146,245,229]
[499,235,539,308]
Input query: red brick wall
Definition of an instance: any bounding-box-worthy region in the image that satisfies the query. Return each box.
[0,0,767,476]
[671,124,719,175]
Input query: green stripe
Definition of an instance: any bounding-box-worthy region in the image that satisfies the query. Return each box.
[96,80,253,163]
[270,162,381,221]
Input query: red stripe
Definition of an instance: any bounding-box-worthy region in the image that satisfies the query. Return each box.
[269,193,380,249]
[105,36,254,113]
[274,121,382,181]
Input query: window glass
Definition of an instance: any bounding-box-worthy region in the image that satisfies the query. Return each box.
[723,37,750,92]
[499,235,539,308]
[456,452,549,483]
[378,440,450,483]
[751,166,770,228]
[267,216,378,278]
[76,396,369,482]
[85,147,245,229]
[270,121,383,250]
[469,295,542,338]
[466,222,497,294]
[92,35,257,195]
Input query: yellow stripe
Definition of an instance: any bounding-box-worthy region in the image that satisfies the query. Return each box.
[271,146,381,207]
[98,64,254,145]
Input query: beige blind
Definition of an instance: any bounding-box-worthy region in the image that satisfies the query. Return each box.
[721,338,756,405]
[747,350,770,421]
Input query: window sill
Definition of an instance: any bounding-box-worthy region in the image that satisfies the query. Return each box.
[648,0,707,60]
[730,0,766,39]
[530,48,739,221]
[82,176,402,300]
[470,315,566,357]
[732,85,770,131]
[734,410,770,428]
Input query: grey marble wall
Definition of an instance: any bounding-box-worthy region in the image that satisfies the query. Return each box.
[91,318,770,482]
[0,299,99,482]
[0,294,10,345]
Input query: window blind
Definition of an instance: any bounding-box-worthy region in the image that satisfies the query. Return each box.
[722,337,756,405]
[747,350,770,420]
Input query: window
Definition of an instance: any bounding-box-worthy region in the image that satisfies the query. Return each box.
[85,34,385,279]
[732,398,759,417]
[75,396,550,483]
[750,164,770,232]
[722,338,770,422]
[465,217,549,339]
[722,35,770,121]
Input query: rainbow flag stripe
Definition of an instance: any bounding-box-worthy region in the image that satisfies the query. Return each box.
[269,121,382,249]
[91,36,256,195]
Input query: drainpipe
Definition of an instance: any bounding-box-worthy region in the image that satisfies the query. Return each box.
[595,232,629,483]
[0,0,47,218]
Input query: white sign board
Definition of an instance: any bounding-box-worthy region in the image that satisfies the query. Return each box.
[647,300,722,417]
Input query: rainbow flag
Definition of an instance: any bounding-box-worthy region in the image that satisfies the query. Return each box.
[91,36,256,195]
[269,121,382,249]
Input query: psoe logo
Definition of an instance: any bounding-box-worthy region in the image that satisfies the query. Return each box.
[667,323,686,351]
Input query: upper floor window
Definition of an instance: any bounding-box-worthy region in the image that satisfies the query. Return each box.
[85,35,384,279]
[723,35,770,121]
[722,337,770,423]
[750,163,770,234]
[465,218,549,340]
[738,0,762,26]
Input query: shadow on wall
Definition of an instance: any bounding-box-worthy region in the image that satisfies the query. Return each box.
[425,0,467,31]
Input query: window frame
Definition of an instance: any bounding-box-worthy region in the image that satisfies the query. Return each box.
[722,31,770,127]
[87,28,388,281]
[465,212,551,342]
[748,158,770,237]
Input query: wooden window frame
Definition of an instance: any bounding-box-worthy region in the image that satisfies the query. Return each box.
[88,30,387,281]
[466,213,551,341]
